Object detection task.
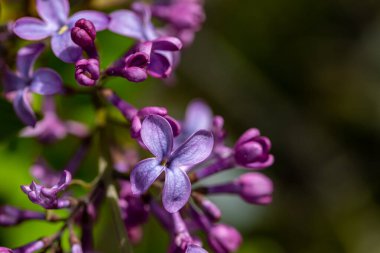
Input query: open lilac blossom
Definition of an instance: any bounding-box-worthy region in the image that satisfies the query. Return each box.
[234,128,274,169]
[131,115,213,213]
[107,36,182,81]
[203,172,273,205]
[0,205,45,226]
[21,170,72,209]
[13,0,109,63]
[20,96,88,142]
[1,43,62,126]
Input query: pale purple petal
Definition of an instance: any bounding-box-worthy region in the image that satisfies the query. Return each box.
[184,100,213,133]
[162,168,191,213]
[36,0,69,28]
[17,43,45,78]
[13,89,36,127]
[2,68,26,93]
[51,31,82,63]
[65,121,89,138]
[141,115,173,160]
[69,11,109,31]
[152,37,182,51]
[109,10,145,40]
[13,17,54,40]
[147,52,171,78]
[186,245,208,253]
[169,130,213,169]
[30,68,63,95]
[131,158,165,195]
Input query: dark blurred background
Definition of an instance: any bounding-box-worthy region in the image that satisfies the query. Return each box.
[1,0,380,252]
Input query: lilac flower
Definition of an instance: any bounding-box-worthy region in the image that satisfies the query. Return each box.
[13,0,109,63]
[207,224,242,253]
[71,19,97,58]
[0,247,12,253]
[20,96,88,143]
[0,205,45,226]
[131,115,213,213]
[74,58,100,86]
[234,128,274,169]
[28,157,60,187]
[2,43,63,126]
[21,170,72,209]
[107,37,182,82]
[13,240,45,253]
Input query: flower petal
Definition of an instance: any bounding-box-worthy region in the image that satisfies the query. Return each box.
[147,52,171,78]
[36,0,69,27]
[162,167,191,213]
[30,68,63,95]
[13,17,54,40]
[51,32,82,63]
[141,115,173,160]
[17,43,45,78]
[186,245,208,253]
[152,37,182,51]
[13,89,36,127]
[2,68,26,93]
[169,130,213,169]
[184,100,213,133]
[131,158,164,194]
[109,10,145,40]
[69,11,109,31]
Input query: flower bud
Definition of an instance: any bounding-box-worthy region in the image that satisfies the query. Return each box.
[0,205,45,226]
[75,58,100,86]
[236,173,273,205]
[207,224,242,253]
[71,19,96,51]
[234,128,274,169]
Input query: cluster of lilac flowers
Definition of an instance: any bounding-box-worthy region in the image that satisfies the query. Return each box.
[0,0,274,252]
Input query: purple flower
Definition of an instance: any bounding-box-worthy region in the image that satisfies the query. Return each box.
[2,43,63,126]
[13,240,45,253]
[234,128,274,169]
[20,96,88,142]
[207,224,242,253]
[131,115,213,213]
[0,205,45,226]
[21,170,72,209]
[107,37,182,81]
[71,19,97,57]
[0,247,12,253]
[13,0,109,63]
[151,0,205,30]
[28,157,60,187]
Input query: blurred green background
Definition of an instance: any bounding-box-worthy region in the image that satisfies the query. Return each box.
[1,0,380,252]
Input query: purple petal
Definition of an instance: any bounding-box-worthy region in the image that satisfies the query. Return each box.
[162,167,191,213]
[184,100,213,133]
[152,37,182,51]
[2,68,26,93]
[13,89,36,127]
[109,10,145,40]
[30,68,63,95]
[17,43,45,78]
[13,17,54,40]
[169,130,213,169]
[235,128,260,147]
[141,115,174,160]
[65,121,89,138]
[147,52,171,78]
[36,0,69,27]
[51,31,82,63]
[186,245,208,253]
[131,158,165,194]
[69,11,109,31]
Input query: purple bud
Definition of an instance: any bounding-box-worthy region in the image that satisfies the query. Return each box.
[71,19,97,57]
[234,128,274,169]
[208,224,242,253]
[235,173,273,205]
[0,205,45,226]
[192,193,221,222]
[75,59,100,86]
[127,225,143,244]
[101,89,138,121]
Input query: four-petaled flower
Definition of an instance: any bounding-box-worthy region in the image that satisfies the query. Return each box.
[21,170,72,209]
[2,43,62,126]
[13,0,109,63]
[131,115,213,213]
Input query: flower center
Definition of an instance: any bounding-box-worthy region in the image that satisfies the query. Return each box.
[58,25,69,35]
